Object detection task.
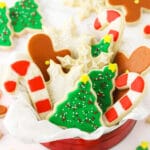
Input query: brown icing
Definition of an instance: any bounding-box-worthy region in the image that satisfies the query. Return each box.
[28,33,71,81]
[114,46,150,75]
[107,0,150,23]
[113,46,150,102]
[0,105,7,118]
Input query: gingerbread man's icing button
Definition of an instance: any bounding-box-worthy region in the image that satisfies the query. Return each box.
[28,33,71,81]
[107,0,150,23]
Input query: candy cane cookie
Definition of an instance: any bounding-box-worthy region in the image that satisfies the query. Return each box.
[94,9,124,45]
[103,72,145,126]
[3,59,52,119]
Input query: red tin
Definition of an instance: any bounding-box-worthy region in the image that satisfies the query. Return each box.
[41,119,136,150]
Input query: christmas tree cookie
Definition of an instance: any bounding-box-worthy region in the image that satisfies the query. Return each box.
[88,63,117,113]
[9,0,42,35]
[91,34,113,57]
[0,2,12,48]
[48,74,104,133]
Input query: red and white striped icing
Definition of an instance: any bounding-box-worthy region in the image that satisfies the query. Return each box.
[144,25,150,36]
[103,72,145,126]
[94,9,123,42]
[3,60,52,119]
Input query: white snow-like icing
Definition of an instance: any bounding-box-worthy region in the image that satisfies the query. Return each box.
[58,37,114,73]
[47,60,83,103]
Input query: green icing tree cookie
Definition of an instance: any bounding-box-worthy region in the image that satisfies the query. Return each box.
[88,63,117,113]
[9,0,42,34]
[91,34,113,57]
[0,2,12,48]
[49,74,103,133]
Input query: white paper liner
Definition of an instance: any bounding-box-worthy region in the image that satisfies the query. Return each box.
[4,92,149,144]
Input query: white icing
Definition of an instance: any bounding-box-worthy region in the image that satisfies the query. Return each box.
[63,0,104,20]
[127,73,139,87]
[47,60,83,103]
[127,90,142,104]
[113,101,125,116]
[58,36,114,73]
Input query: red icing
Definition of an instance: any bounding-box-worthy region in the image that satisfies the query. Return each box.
[105,107,118,122]
[107,10,120,23]
[28,76,45,92]
[4,81,17,92]
[120,96,132,110]
[94,17,102,30]
[108,30,119,42]
[11,60,30,76]
[144,25,150,34]
[131,76,144,92]
[35,99,52,113]
[115,73,128,88]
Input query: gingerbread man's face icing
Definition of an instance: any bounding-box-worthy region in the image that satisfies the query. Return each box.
[107,0,150,23]
[28,33,71,81]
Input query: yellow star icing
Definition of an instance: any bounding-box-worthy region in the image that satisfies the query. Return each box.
[0,2,6,9]
[141,141,149,149]
[103,34,112,43]
[80,74,89,84]
[108,63,117,72]
[125,70,129,73]
[134,0,140,4]
[45,60,50,66]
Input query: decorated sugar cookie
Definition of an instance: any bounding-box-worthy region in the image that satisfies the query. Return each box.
[28,33,71,81]
[88,63,118,113]
[0,2,12,48]
[9,0,42,35]
[103,72,145,126]
[58,34,114,73]
[106,0,150,23]
[64,0,104,20]
[48,74,104,133]
[136,141,149,150]
[3,58,52,119]
[48,19,94,58]
[94,9,124,46]
[114,46,150,102]
[114,46,150,75]
[91,34,113,57]
[47,60,83,103]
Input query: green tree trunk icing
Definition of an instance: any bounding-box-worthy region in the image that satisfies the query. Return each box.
[49,75,103,133]
[0,3,12,47]
[88,64,117,113]
[9,0,42,33]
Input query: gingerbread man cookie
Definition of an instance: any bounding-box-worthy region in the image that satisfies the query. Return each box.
[28,33,71,81]
[106,0,150,23]
[114,46,150,75]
